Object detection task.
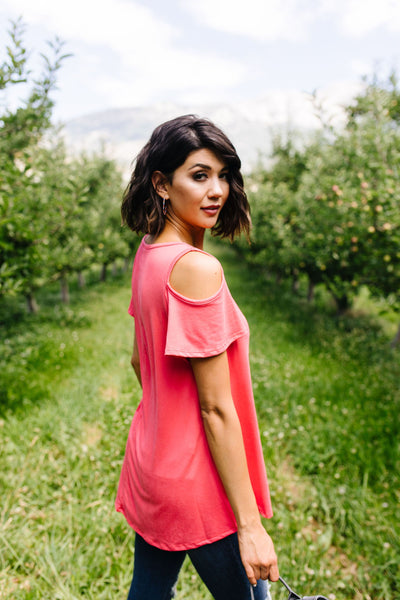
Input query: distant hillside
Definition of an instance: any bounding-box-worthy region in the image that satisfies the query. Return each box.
[61,87,359,175]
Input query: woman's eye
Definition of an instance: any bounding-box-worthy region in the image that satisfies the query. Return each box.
[193,172,207,181]
[220,172,229,180]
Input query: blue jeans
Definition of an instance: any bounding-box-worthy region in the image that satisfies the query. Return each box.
[127,532,270,600]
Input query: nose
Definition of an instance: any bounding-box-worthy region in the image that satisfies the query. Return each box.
[208,176,223,198]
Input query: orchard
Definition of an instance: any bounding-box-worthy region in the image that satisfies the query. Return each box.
[235,74,400,343]
[0,20,136,313]
[1,19,399,342]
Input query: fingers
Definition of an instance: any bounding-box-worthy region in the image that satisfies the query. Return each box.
[244,562,279,586]
[244,563,258,587]
[263,550,279,581]
[268,562,280,582]
[257,563,279,582]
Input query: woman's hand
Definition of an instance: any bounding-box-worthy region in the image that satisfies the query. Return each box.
[237,522,279,586]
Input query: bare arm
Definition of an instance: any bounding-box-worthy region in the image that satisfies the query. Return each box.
[130,326,142,388]
[170,251,279,585]
[191,352,279,585]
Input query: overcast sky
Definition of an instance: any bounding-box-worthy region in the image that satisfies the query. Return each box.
[1,0,400,123]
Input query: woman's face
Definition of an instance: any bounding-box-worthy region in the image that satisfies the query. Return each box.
[164,148,230,232]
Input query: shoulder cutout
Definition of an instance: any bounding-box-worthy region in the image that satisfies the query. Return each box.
[169,251,223,300]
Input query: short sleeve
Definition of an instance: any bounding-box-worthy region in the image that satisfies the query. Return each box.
[165,281,249,358]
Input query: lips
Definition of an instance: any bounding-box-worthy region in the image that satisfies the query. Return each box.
[201,205,220,215]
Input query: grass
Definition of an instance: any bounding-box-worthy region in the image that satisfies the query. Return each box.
[1,244,399,599]
[217,243,399,600]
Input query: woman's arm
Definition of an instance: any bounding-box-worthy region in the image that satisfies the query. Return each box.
[191,352,279,585]
[130,326,142,388]
[170,251,279,585]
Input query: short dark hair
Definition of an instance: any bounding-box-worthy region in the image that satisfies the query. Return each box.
[121,114,250,240]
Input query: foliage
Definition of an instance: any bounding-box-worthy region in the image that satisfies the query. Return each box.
[0,18,67,303]
[0,18,69,156]
[0,20,134,312]
[238,75,400,317]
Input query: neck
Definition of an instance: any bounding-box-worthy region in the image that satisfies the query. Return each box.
[155,219,205,249]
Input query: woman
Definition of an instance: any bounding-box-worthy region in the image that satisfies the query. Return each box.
[116,115,279,600]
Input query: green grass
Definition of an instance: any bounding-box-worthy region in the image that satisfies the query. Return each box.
[1,246,399,599]
[217,243,399,600]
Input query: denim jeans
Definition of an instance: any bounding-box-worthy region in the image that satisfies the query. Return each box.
[127,532,271,600]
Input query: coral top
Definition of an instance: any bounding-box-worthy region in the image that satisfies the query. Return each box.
[115,237,272,551]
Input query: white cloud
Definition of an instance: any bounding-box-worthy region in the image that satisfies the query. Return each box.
[183,0,400,41]
[182,0,318,42]
[350,58,375,77]
[336,0,400,36]
[2,0,398,123]
[2,0,245,114]
[4,0,175,52]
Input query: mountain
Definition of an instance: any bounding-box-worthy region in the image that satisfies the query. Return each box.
[61,87,359,175]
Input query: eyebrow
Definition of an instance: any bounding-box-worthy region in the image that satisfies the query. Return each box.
[188,163,228,172]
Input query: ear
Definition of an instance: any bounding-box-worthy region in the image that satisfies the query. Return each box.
[151,171,169,198]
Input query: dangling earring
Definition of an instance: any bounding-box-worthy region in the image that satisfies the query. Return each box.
[162,197,167,216]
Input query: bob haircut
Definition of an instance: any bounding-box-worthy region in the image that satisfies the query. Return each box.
[121,114,250,240]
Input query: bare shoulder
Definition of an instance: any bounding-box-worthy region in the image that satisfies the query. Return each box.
[169,251,223,300]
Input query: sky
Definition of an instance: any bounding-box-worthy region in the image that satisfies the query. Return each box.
[1,0,400,124]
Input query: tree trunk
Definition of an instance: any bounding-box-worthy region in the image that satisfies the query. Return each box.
[77,271,85,288]
[60,275,70,304]
[26,292,39,314]
[292,272,300,293]
[111,261,118,277]
[390,322,400,348]
[333,293,350,315]
[307,279,315,303]
[123,257,130,272]
[100,263,107,282]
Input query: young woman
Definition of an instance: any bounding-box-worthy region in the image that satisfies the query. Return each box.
[116,115,279,600]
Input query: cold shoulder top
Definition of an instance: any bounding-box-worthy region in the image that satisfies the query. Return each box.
[115,236,273,551]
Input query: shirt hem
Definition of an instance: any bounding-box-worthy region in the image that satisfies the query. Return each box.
[165,328,248,358]
[115,502,273,551]
[118,514,238,551]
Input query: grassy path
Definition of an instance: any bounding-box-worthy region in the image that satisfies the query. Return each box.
[1,243,399,599]
[1,276,138,599]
